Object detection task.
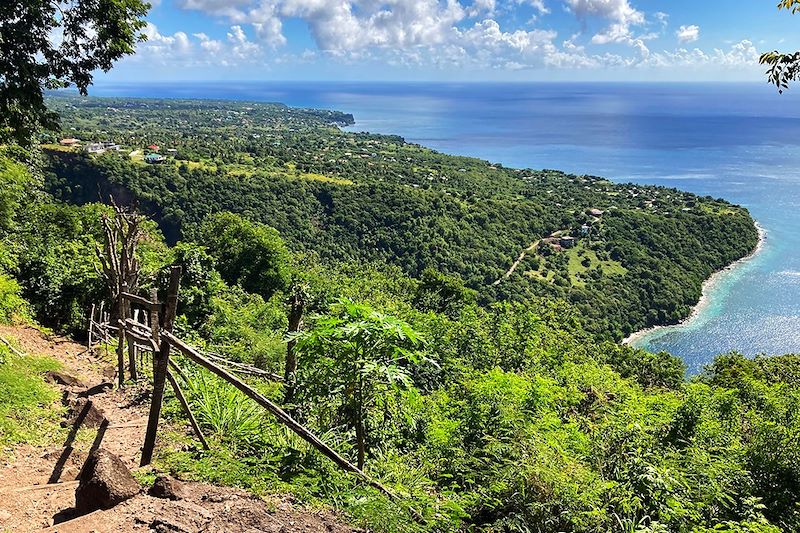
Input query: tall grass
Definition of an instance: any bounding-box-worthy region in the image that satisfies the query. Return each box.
[183,369,265,449]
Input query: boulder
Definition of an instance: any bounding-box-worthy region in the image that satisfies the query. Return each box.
[62,398,106,429]
[75,449,140,513]
[150,475,187,501]
[45,370,85,388]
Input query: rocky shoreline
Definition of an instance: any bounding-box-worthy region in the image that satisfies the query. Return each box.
[623,221,767,348]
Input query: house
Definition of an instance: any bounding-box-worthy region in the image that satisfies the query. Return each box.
[84,140,123,154]
[100,141,122,151]
[559,236,576,249]
[85,143,106,154]
[59,138,80,146]
[144,153,166,164]
[588,208,605,217]
[147,144,160,151]
[580,224,592,236]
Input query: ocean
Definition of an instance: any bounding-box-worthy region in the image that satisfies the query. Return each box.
[87,81,800,372]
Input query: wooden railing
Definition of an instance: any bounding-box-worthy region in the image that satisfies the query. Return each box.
[88,265,401,506]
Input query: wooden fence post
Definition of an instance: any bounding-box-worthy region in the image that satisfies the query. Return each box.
[166,370,209,450]
[97,301,105,350]
[140,266,181,467]
[160,330,398,499]
[88,303,96,349]
[116,282,128,387]
[149,288,160,376]
[127,331,138,381]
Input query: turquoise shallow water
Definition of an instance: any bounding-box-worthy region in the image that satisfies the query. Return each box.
[88,82,800,371]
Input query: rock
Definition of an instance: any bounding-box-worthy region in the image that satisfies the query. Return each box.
[77,382,114,398]
[45,370,85,388]
[150,475,186,501]
[75,449,140,513]
[62,398,106,429]
[61,390,77,407]
[150,517,193,532]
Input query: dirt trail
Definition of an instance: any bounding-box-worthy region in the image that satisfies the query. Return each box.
[0,325,356,533]
[492,239,541,286]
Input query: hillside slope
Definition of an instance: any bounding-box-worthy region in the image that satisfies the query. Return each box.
[43,95,759,340]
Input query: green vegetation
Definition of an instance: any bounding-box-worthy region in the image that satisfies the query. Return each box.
[0,346,62,451]
[42,95,759,341]
[0,95,794,532]
[197,212,292,301]
[0,273,27,323]
[0,0,149,145]
[294,298,425,470]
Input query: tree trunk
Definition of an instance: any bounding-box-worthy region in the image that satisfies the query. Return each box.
[355,381,366,471]
[283,289,305,405]
[97,203,141,323]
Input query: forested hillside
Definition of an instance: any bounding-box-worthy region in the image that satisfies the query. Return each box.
[42,95,758,340]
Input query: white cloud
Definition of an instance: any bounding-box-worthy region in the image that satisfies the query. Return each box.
[518,0,550,21]
[246,2,287,47]
[129,1,760,77]
[459,19,558,63]
[564,0,644,44]
[134,23,264,67]
[141,23,193,57]
[641,39,758,70]
[564,0,643,24]
[278,0,467,52]
[524,0,549,13]
[676,24,700,44]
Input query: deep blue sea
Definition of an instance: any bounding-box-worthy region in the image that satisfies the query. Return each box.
[88,81,800,372]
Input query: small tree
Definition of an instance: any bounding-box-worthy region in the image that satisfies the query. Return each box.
[283,281,309,406]
[294,299,424,470]
[95,202,141,321]
[198,212,292,300]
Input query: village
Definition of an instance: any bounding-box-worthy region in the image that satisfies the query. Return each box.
[56,137,171,164]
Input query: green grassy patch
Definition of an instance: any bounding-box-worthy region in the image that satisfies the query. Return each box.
[299,172,353,186]
[40,143,77,153]
[0,347,63,453]
[565,244,627,286]
[523,242,627,288]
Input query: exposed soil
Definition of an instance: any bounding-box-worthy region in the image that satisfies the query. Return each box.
[0,325,357,533]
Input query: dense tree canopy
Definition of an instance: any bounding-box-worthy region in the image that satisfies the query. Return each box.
[197,212,292,301]
[42,96,759,341]
[0,0,149,144]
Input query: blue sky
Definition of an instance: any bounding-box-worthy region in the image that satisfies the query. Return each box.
[102,0,800,82]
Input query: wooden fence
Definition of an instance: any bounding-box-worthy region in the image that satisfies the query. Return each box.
[88,266,401,504]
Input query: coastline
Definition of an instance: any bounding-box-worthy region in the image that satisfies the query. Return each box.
[623,221,767,347]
